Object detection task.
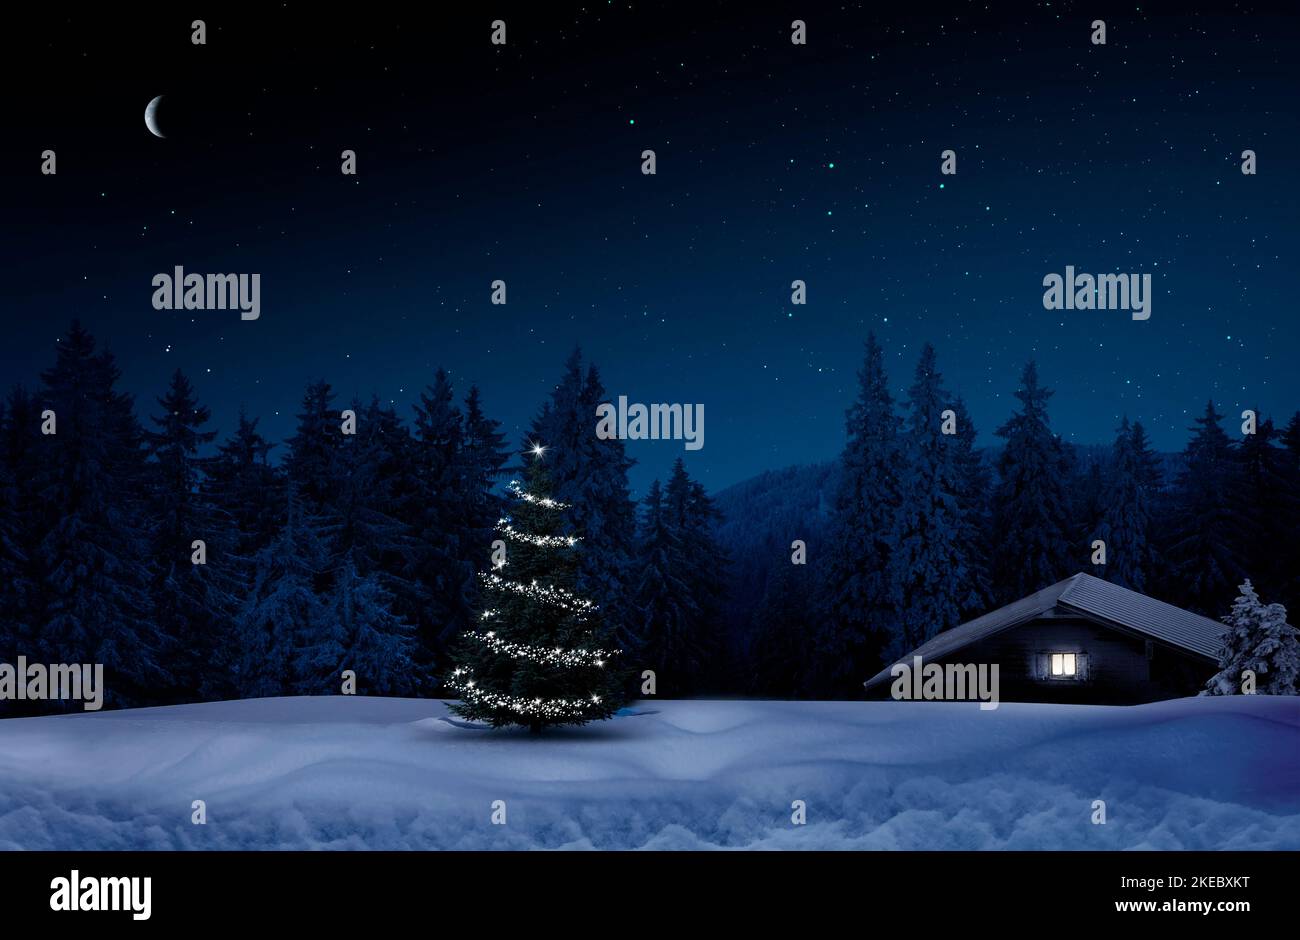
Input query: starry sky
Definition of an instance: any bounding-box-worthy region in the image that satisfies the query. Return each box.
[5,2,1298,494]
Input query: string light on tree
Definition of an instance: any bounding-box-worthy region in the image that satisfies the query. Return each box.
[496,518,579,548]
[506,479,569,510]
[478,571,598,616]
[462,630,617,667]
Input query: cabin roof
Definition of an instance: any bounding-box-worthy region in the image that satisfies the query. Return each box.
[863,573,1225,691]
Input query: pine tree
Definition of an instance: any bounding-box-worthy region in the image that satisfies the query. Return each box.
[409,368,467,654]
[452,384,512,647]
[816,333,900,693]
[286,380,344,517]
[886,344,972,654]
[631,459,726,695]
[665,462,727,658]
[204,409,284,557]
[33,323,161,706]
[0,398,30,656]
[0,388,41,660]
[949,396,993,619]
[324,396,422,694]
[1203,580,1299,696]
[1277,412,1300,615]
[447,461,626,732]
[234,486,331,697]
[322,557,419,695]
[632,479,696,673]
[143,369,238,700]
[991,361,1075,603]
[1072,456,1108,558]
[1129,420,1164,493]
[750,560,812,698]
[335,396,418,584]
[1098,417,1155,591]
[1165,400,1243,615]
[1282,412,1300,466]
[1234,413,1296,605]
[528,350,638,641]
[459,385,511,548]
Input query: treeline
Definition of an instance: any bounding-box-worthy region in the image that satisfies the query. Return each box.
[5,323,1296,708]
[0,325,726,710]
[743,334,1300,697]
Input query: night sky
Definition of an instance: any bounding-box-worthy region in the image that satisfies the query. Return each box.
[5,2,1298,494]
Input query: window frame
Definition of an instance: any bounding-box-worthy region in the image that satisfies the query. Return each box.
[1048,651,1080,680]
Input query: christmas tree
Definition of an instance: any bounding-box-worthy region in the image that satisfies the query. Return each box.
[446,447,626,732]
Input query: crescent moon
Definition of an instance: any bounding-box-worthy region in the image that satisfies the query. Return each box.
[145,96,165,139]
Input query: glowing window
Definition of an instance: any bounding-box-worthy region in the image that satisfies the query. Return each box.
[1050,653,1077,677]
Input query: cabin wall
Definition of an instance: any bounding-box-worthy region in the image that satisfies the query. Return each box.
[875,616,1214,705]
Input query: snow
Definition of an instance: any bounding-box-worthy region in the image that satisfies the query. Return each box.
[0,695,1298,850]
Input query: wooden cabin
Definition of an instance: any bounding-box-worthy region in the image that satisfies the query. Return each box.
[863,573,1224,705]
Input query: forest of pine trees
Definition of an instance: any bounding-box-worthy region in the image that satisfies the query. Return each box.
[2,322,1298,708]
[0,325,727,711]
[782,336,1300,698]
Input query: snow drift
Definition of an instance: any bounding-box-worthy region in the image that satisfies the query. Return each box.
[0,696,1297,850]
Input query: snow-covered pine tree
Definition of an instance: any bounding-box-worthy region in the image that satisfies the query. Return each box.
[1072,456,1108,561]
[322,556,419,695]
[528,350,638,636]
[816,332,900,693]
[632,478,696,672]
[1129,420,1164,493]
[1283,412,1300,467]
[35,322,162,706]
[630,461,725,696]
[1166,400,1244,615]
[991,361,1075,604]
[204,409,285,558]
[234,485,332,698]
[0,388,43,679]
[450,384,512,650]
[1203,580,1300,696]
[286,379,345,518]
[201,410,286,701]
[335,396,414,567]
[886,344,972,655]
[458,385,511,551]
[447,458,626,732]
[144,369,240,701]
[1235,413,1296,607]
[1279,412,1300,616]
[0,399,30,658]
[751,559,812,697]
[410,368,466,654]
[949,396,993,620]
[1098,417,1155,591]
[660,458,727,693]
[334,396,421,619]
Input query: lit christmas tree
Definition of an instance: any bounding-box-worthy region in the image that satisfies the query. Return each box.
[446,446,626,732]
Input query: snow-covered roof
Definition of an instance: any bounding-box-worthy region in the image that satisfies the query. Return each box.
[863,573,1226,690]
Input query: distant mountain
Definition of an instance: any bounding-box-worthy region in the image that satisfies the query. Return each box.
[707,445,1185,676]
[710,461,838,670]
